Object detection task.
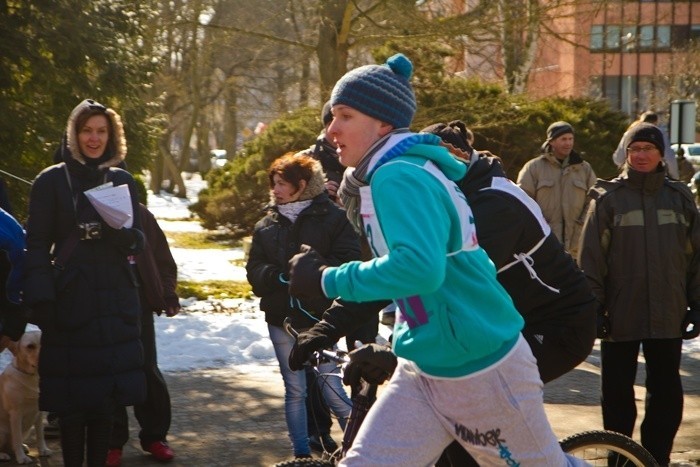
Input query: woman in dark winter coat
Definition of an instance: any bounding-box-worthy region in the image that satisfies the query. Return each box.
[23,99,146,467]
[246,153,359,460]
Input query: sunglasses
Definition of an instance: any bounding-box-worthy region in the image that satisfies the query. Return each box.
[626,145,658,155]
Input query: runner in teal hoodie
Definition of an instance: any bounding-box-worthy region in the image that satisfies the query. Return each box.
[288,53,586,466]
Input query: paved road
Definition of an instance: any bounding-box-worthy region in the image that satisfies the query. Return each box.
[27,343,700,466]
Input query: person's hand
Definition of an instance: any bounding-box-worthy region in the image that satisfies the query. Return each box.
[1,302,28,341]
[165,296,180,317]
[288,321,338,371]
[342,343,397,387]
[288,245,328,300]
[597,308,610,339]
[682,312,700,340]
[103,225,137,249]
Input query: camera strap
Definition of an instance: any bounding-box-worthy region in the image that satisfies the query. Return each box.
[52,165,108,270]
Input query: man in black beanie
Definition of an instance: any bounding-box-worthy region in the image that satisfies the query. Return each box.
[579,122,700,465]
[296,101,345,203]
[517,121,596,261]
[612,110,679,179]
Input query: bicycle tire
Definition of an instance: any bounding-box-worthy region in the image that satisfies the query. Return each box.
[273,458,335,467]
[560,430,658,466]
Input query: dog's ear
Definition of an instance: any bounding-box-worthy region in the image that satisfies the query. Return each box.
[2,336,18,356]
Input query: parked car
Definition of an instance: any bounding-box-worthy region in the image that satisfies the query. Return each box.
[210,149,228,169]
[672,143,700,170]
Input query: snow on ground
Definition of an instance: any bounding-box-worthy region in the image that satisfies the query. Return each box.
[146,174,276,373]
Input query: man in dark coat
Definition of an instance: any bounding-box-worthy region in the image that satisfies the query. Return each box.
[579,123,700,465]
[107,204,180,466]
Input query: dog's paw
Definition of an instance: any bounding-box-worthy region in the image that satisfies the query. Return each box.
[38,446,52,457]
[0,452,9,461]
[15,453,33,464]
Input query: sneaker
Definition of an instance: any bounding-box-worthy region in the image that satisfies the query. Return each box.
[105,448,122,467]
[144,441,174,462]
[309,433,338,453]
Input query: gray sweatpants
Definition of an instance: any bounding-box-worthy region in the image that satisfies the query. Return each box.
[340,335,588,466]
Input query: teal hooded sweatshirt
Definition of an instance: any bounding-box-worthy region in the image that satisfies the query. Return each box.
[322,132,524,378]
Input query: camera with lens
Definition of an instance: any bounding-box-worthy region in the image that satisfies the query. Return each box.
[78,222,102,240]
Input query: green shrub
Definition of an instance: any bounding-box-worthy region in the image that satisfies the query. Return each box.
[190,107,319,236]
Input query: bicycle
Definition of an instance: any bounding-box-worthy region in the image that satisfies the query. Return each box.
[276,320,657,467]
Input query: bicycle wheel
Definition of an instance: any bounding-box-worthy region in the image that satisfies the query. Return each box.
[273,458,335,467]
[560,430,658,466]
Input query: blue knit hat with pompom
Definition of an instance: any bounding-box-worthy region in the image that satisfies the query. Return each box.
[330,53,416,129]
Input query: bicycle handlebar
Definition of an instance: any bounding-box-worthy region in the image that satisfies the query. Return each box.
[283,317,350,365]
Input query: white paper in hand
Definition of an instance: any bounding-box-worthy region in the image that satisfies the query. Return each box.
[84,182,134,229]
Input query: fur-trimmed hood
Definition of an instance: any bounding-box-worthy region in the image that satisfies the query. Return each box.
[269,156,327,205]
[65,99,127,169]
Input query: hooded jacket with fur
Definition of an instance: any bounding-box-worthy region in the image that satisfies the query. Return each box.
[24,99,146,412]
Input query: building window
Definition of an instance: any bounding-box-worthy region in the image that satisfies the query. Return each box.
[590,24,679,52]
[591,25,604,50]
[622,26,637,51]
[639,25,655,48]
[606,25,621,49]
[591,75,643,115]
[692,25,700,40]
[657,25,671,49]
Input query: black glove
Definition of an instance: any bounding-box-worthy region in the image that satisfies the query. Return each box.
[288,244,328,300]
[27,301,54,330]
[102,225,139,250]
[288,320,339,371]
[597,309,610,339]
[342,343,397,387]
[682,311,700,340]
[1,302,28,341]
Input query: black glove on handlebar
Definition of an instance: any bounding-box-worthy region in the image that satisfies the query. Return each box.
[288,320,340,371]
[343,343,397,387]
[288,244,327,300]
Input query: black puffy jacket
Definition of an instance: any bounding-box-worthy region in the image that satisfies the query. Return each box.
[246,169,360,330]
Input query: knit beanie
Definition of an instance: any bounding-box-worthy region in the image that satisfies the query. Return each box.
[330,53,416,129]
[623,122,665,154]
[421,120,474,154]
[321,100,333,127]
[546,121,574,143]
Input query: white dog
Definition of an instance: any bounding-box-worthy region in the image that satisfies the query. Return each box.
[0,330,51,464]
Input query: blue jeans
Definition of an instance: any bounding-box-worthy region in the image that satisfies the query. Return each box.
[268,324,351,456]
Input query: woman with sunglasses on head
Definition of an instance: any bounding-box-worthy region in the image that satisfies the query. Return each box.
[23,99,146,467]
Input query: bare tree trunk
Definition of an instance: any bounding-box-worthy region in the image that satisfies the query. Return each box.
[159,137,188,198]
[223,83,238,159]
[316,0,352,101]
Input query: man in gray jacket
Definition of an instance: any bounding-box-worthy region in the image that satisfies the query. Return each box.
[517,121,596,260]
[578,123,700,466]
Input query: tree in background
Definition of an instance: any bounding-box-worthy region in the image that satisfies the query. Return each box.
[193,68,628,237]
[0,0,161,218]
